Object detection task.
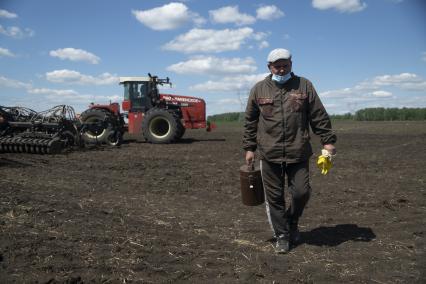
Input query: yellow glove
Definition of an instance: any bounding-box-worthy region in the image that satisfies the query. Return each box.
[317,149,333,175]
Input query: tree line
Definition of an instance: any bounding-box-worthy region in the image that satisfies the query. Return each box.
[333,108,426,121]
[208,112,244,122]
[208,108,426,122]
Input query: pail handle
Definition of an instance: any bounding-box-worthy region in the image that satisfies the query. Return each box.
[248,162,257,190]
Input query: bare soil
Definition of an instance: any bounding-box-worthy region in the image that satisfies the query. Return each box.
[0,121,425,283]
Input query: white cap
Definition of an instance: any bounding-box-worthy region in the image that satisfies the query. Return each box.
[267,48,291,63]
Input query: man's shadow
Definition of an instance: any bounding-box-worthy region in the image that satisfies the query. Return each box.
[299,224,376,247]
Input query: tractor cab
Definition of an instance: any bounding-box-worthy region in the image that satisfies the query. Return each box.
[120,77,153,112]
[120,75,172,113]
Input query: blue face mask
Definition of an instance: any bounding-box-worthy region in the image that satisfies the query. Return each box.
[272,73,292,84]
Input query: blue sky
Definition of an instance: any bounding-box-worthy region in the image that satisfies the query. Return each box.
[1,0,425,115]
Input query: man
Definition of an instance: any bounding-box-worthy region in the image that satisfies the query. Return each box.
[243,48,337,254]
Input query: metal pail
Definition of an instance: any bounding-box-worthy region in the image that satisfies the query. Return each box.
[239,163,265,206]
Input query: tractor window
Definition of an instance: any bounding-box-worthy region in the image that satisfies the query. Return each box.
[123,83,130,100]
[131,83,139,98]
[124,82,149,111]
[139,83,147,98]
[123,82,141,100]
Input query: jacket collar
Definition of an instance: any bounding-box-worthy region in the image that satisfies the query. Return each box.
[265,72,295,89]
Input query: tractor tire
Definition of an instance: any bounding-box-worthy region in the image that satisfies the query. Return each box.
[106,130,123,146]
[176,123,186,139]
[142,108,180,143]
[80,109,116,144]
[61,121,81,148]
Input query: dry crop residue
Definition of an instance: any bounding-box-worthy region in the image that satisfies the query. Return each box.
[1,121,425,283]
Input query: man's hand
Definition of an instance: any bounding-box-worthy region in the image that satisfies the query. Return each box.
[323,144,336,155]
[245,151,255,165]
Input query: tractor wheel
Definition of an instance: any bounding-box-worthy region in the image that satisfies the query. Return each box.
[61,130,77,147]
[61,122,81,148]
[106,130,123,146]
[176,123,186,139]
[80,109,116,144]
[142,108,179,143]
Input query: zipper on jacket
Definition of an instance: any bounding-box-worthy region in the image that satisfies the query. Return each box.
[280,89,286,161]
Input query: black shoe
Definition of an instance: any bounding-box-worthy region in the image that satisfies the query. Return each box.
[275,234,290,254]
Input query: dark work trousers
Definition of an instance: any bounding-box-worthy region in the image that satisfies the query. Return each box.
[260,159,311,237]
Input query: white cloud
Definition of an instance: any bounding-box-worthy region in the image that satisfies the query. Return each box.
[320,87,356,99]
[371,90,393,98]
[0,75,31,89]
[163,27,268,53]
[0,75,120,112]
[0,9,18,19]
[190,73,268,92]
[371,73,420,85]
[132,2,205,31]
[256,5,285,20]
[46,69,118,85]
[312,0,367,13]
[370,73,426,91]
[0,25,34,39]
[251,31,269,41]
[49,48,100,64]
[28,88,79,96]
[0,47,15,57]
[321,73,426,100]
[28,88,118,103]
[27,88,121,111]
[167,56,257,75]
[319,72,426,114]
[258,40,269,49]
[209,6,256,26]
[324,94,426,115]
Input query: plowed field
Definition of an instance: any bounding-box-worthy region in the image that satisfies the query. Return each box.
[1,121,425,283]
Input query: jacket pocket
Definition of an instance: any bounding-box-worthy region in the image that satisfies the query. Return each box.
[257,98,274,117]
[288,93,307,112]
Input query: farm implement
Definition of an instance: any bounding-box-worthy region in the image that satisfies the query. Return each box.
[0,105,80,154]
[0,74,214,154]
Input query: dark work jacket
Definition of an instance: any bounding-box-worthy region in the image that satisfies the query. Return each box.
[243,73,337,163]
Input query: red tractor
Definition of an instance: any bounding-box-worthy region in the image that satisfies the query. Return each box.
[79,74,212,145]
[0,75,213,154]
